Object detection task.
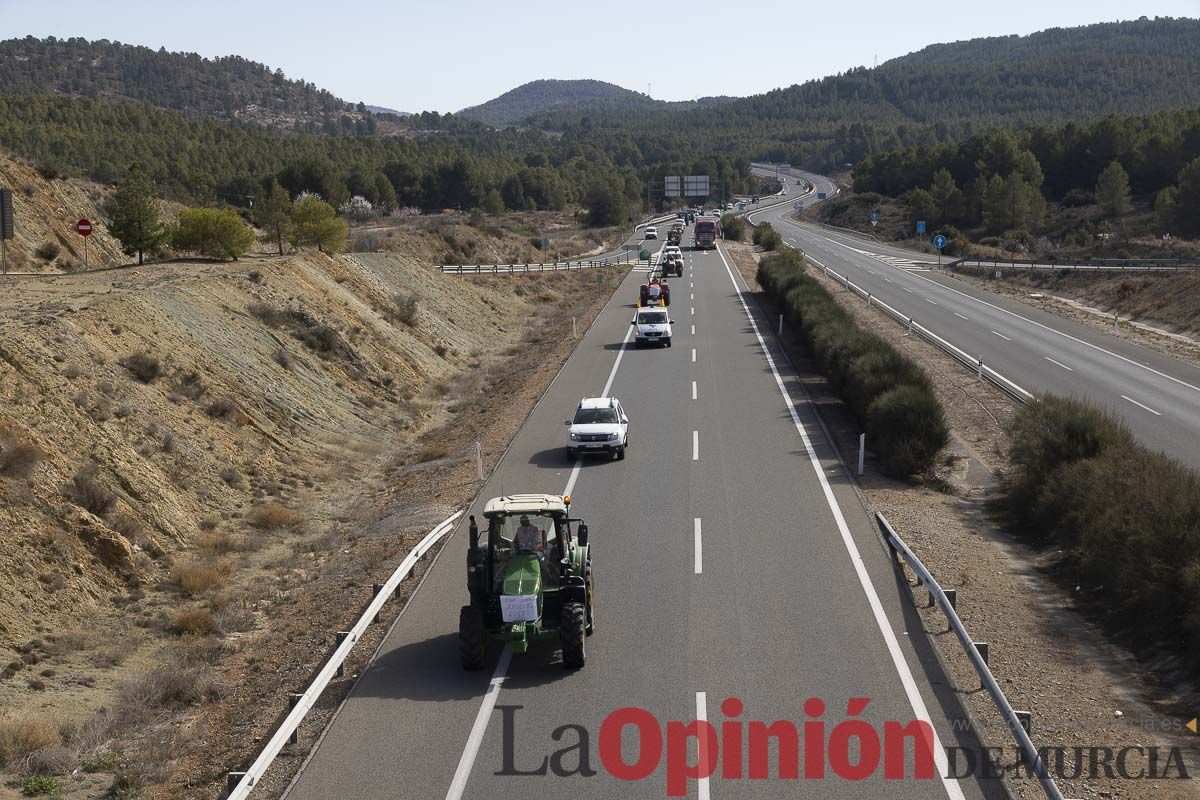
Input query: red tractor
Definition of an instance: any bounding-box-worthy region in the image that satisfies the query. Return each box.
[638,276,671,307]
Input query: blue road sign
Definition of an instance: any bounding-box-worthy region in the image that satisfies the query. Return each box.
[869,210,879,222]
[817,192,827,200]
[916,220,927,235]
[933,234,947,250]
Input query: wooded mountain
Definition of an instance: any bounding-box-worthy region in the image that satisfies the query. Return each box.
[458,79,734,127]
[533,17,1200,170]
[0,36,378,134]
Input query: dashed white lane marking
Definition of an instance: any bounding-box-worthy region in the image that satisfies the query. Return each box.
[694,519,703,575]
[445,647,512,800]
[1044,356,1074,372]
[691,324,695,335]
[692,430,699,461]
[691,348,696,363]
[692,381,697,400]
[1122,394,1163,416]
[691,306,695,315]
[904,287,914,293]
[954,312,969,320]
[992,330,1012,341]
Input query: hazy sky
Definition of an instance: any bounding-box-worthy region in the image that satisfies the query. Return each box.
[3,1,1197,112]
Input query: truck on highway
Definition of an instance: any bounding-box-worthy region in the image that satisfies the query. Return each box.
[694,217,719,250]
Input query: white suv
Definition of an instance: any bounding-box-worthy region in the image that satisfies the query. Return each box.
[644,226,658,239]
[565,397,629,460]
[631,306,674,347]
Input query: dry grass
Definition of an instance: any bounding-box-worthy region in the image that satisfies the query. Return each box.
[41,629,102,656]
[170,560,228,595]
[197,512,221,532]
[172,609,218,637]
[0,713,62,768]
[414,443,450,463]
[197,531,236,556]
[0,426,44,478]
[247,504,304,530]
[117,664,221,719]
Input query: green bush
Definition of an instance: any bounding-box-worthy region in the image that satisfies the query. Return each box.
[867,386,949,477]
[752,222,783,251]
[721,214,746,242]
[1004,396,1133,537]
[171,207,255,260]
[1004,395,1200,661]
[756,251,947,477]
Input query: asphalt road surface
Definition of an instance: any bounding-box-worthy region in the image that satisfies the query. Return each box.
[283,222,1005,799]
[750,164,1200,469]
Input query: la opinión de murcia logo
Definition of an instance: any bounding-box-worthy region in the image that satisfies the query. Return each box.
[494,699,1192,796]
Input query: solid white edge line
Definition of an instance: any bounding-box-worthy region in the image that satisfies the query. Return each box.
[991,330,1012,341]
[715,242,965,800]
[444,647,512,800]
[1044,356,1074,372]
[692,430,699,461]
[1122,394,1163,416]
[696,690,711,799]
[694,518,703,575]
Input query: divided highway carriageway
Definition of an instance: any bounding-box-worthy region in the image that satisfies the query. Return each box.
[282,223,1007,799]
[751,164,1200,471]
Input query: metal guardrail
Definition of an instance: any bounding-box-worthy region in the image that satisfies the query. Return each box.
[224,510,464,799]
[809,257,1034,403]
[743,212,1035,403]
[876,512,1072,800]
[949,256,1200,272]
[438,256,643,274]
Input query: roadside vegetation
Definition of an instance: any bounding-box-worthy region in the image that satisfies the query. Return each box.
[1002,396,1200,663]
[756,245,949,477]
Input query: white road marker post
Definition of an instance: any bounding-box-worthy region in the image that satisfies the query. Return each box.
[475,441,484,482]
[778,314,783,335]
[906,317,913,336]
[977,358,984,381]
[858,433,865,476]
[1113,313,1119,335]
[572,316,577,338]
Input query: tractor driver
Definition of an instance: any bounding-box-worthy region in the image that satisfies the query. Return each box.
[514,515,544,556]
[647,279,662,303]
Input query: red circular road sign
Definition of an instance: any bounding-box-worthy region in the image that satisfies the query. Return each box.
[75,218,93,237]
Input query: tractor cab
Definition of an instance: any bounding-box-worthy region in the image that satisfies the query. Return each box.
[461,494,593,669]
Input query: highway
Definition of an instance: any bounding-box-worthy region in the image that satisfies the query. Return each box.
[749,164,1200,469]
[282,218,1004,798]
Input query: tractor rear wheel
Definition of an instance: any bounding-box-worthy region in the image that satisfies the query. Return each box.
[459,605,485,670]
[561,602,587,669]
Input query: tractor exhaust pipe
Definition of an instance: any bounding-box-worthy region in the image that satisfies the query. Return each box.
[468,515,479,551]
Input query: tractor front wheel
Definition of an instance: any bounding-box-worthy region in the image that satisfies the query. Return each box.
[561,602,587,669]
[459,606,485,671]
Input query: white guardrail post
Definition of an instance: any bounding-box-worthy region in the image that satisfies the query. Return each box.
[876,512,1070,800]
[225,509,464,800]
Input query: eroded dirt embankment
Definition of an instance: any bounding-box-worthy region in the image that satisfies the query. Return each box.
[0,244,627,799]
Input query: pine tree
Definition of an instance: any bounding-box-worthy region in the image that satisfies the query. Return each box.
[288,195,348,253]
[253,181,292,256]
[106,163,165,265]
[1175,158,1200,236]
[1154,186,1178,233]
[1095,161,1132,218]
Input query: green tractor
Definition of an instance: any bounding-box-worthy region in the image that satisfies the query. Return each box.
[459,494,594,670]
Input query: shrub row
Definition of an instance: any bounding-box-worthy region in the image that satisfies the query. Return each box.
[756,248,948,476]
[1003,396,1200,659]
[720,213,746,242]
